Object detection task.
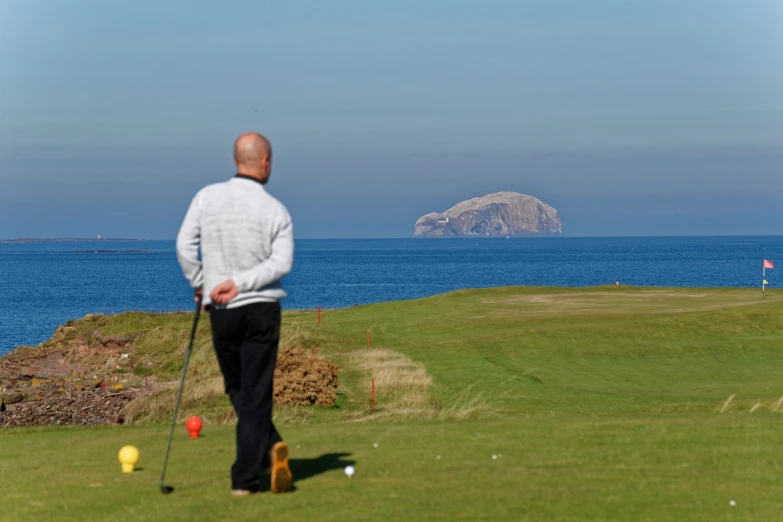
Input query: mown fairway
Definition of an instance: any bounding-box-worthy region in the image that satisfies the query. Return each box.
[2,287,783,521]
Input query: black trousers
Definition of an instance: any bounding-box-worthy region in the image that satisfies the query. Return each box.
[209,301,283,490]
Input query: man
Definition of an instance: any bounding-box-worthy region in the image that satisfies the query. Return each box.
[176,132,294,496]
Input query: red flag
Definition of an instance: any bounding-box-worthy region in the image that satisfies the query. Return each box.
[764,259,774,269]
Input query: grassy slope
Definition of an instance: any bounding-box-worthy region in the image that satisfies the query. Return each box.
[320,287,783,414]
[3,287,783,521]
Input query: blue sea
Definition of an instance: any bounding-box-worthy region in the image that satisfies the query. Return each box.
[2,236,781,356]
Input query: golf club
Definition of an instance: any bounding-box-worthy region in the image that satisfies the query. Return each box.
[159,296,202,494]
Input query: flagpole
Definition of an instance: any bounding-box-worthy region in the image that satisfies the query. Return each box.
[763,265,766,299]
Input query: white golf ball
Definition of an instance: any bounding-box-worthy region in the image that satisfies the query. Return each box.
[729,500,736,507]
[373,443,378,448]
[345,466,355,477]
[492,454,498,460]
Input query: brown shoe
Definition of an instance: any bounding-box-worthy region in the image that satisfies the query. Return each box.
[270,442,292,493]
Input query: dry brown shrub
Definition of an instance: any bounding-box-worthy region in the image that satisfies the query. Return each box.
[274,347,340,407]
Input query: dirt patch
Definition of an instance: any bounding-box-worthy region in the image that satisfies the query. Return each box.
[1,340,143,427]
[0,385,138,427]
[21,354,87,379]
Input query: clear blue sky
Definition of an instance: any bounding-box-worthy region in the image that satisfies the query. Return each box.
[1,0,781,238]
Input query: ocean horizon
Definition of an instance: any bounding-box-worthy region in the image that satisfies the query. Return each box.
[2,235,781,356]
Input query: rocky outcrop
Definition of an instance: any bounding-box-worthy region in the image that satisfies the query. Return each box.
[1,314,341,427]
[414,192,563,237]
[0,322,141,427]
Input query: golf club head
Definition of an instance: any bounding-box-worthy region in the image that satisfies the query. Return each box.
[160,485,174,495]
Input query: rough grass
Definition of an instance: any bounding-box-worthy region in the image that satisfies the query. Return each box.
[349,348,434,419]
[122,377,228,425]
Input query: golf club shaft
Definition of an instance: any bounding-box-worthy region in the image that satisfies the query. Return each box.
[159,297,202,491]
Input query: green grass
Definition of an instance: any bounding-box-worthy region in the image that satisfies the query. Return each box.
[3,287,783,521]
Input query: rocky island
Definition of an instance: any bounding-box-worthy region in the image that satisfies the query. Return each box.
[414,192,563,237]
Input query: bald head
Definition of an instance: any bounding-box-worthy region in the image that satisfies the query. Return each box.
[233,132,273,183]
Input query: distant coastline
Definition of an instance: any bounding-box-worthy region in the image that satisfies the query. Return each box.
[67,249,154,254]
[0,238,145,244]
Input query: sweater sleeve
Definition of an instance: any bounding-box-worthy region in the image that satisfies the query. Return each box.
[175,192,204,289]
[233,207,294,293]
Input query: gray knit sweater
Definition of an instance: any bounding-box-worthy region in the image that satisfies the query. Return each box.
[176,175,294,309]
